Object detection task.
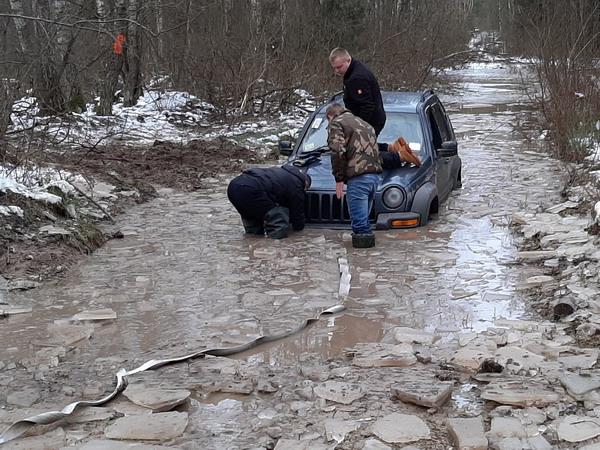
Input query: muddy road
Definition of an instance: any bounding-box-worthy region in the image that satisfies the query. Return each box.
[0,63,569,449]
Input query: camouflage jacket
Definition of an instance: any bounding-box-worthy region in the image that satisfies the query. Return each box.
[327,109,382,183]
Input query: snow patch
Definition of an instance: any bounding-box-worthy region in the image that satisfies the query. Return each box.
[0,205,24,217]
[0,177,62,204]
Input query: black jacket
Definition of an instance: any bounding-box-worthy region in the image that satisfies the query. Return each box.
[343,59,386,136]
[240,166,309,230]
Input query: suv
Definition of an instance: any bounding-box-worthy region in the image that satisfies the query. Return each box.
[279,90,462,229]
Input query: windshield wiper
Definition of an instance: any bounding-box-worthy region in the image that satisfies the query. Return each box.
[300,145,330,157]
[292,146,331,167]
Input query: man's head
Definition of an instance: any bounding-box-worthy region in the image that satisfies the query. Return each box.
[329,47,351,77]
[326,103,345,121]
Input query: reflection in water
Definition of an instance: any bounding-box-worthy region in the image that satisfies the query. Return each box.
[222,312,382,366]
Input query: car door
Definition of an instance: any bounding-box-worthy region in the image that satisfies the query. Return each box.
[427,102,454,202]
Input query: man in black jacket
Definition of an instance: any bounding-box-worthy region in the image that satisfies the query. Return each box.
[329,47,386,136]
[227,165,311,239]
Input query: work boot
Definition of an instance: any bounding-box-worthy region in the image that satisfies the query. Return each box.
[264,206,290,239]
[389,137,422,167]
[242,217,264,235]
[352,233,375,248]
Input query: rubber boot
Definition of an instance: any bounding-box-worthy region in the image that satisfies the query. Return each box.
[352,233,375,248]
[242,217,264,235]
[264,206,290,239]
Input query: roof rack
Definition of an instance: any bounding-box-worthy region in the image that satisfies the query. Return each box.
[420,89,435,101]
[329,91,344,102]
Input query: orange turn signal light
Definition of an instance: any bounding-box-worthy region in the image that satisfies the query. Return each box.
[391,219,419,227]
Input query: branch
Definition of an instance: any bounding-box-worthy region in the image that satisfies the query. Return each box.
[568,2,600,63]
[377,29,409,48]
[0,13,158,38]
[68,181,115,223]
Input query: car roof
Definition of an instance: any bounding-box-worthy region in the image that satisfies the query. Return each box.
[319,90,436,114]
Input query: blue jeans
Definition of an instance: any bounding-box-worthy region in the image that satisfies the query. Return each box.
[346,174,379,235]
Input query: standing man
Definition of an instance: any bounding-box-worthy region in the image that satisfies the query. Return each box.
[227,165,311,239]
[329,47,386,136]
[326,103,382,248]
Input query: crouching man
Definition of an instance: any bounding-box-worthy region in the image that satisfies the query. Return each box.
[326,103,382,248]
[227,165,311,239]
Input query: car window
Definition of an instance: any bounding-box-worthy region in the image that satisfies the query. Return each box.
[429,104,452,143]
[379,113,424,153]
[298,112,424,154]
[437,102,455,140]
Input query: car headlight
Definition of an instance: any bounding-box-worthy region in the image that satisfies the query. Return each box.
[382,186,405,209]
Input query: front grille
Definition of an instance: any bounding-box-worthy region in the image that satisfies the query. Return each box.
[305,192,375,223]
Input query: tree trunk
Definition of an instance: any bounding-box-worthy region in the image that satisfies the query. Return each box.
[95,0,124,116]
[123,0,143,107]
[156,0,164,61]
[29,0,75,115]
[9,0,30,53]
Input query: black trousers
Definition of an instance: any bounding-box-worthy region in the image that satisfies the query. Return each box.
[227,174,291,238]
[227,174,275,220]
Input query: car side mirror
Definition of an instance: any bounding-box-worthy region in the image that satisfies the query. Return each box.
[438,140,457,158]
[279,140,293,156]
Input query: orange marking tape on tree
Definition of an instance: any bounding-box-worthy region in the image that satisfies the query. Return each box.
[113,34,125,54]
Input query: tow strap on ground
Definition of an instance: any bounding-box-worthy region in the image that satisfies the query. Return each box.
[0,304,345,444]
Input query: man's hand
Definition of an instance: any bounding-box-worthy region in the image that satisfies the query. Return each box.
[336,182,344,199]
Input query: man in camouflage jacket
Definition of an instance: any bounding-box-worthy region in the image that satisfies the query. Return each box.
[326,103,382,248]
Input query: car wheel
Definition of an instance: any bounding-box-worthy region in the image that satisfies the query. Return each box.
[423,197,439,226]
[454,170,463,189]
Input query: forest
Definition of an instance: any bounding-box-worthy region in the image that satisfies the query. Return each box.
[0,0,599,162]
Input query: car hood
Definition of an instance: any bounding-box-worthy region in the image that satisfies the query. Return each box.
[291,154,423,191]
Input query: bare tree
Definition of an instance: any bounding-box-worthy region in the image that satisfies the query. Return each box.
[122,0,143,106]
[502,0,600,160]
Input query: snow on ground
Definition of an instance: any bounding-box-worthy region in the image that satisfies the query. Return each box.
[9,87,316,150]
[0,205,24,217]
[2,84,318,216]
[0,175,62,204]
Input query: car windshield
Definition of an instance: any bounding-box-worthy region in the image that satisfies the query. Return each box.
[298,112,424,155]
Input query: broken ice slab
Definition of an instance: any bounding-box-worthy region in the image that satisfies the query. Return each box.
[324,418,360,444]
[481,379,561,407]
[557,415,600,443]
[70,308,117,321]
[123,385,191,412]
[390,378,454,408]
[546,201,580,214]
[347,342,417,368]
[516,250,558,260]
[314,380,365,405]
[104,411,189,441]
[0,306,33,316]
[371,413,431,444]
